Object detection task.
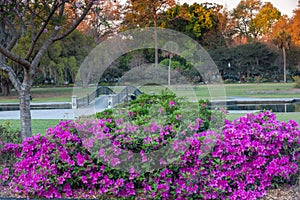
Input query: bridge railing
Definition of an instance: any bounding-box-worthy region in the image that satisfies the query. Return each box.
[73,86,115,108]
[72,86,143,109]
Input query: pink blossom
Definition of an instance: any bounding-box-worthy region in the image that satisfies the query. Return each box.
[99,148,105,157]
[75,152,85,166]
[81,175,88,184]
[169,101,176,107]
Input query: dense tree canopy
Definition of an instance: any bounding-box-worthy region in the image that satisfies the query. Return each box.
[164,3,220,42]
[250,2,281,38]
[209,42,279,82]
[38,30,95,85]
[288,9,300,46]
[122,0,175,29]
[230,0,261,39]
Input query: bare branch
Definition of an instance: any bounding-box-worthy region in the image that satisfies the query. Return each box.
[3,19,20,51]
[0,60,22,92]
[25,2,59,60]
[0,45,31,69]
[29,2,66,75]
[41,0,51,13]
[53,1,94,42]
[31,7,36,43]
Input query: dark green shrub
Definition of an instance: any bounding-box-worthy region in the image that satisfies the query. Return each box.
[0,122,21,145]
[293,76,300,88]
[0,122,21,186]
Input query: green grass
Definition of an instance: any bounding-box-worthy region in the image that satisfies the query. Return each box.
[0,86,127,103]
[141,83,300,100]
[1,83,299,103]
[226,112,300,124]
[0,87,73,103]
[1,112,299,136]
[0,119,60,135]
[223,83,300,98]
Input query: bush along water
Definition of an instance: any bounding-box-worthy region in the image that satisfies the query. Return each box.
[0,92,299,199]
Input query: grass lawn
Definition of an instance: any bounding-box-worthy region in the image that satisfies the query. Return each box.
[0,87,73,103]
[0,119,60,135]
[142,83,300,100]
[1,112,299,136]
[0,83,299,103]
[226,112,300,124]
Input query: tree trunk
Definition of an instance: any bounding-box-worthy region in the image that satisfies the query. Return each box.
[168,55,171,86]
[2,83,10,96]
[153,11,158,68]
[20,69,32,139]
[154,28,158,68]
[19,88,32,139]
[1,78,10,96]
[283,46,287,83]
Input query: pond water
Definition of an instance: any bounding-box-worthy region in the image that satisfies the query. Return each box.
[0,104,71,112]
[1,96,300,115]
[222,103,300,113]
[1,102,300,113]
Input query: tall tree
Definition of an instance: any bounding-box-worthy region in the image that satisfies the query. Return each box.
[0,0,97,139]
[250,2,281,38]
[200,3,229,48]
[122,0,175,67]
[78,0,123,43]
[287,8,300,71]
[288,8,300,46]
[272,16,292,83]
[164,3,220,45]
[230,0,261,41]
[40,30,95,85]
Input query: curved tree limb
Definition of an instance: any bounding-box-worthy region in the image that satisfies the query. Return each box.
[3,19,20,51]
[53,1,94,42]
[25,1,59,60]
[0,60,22,92]
[0,45,31,69]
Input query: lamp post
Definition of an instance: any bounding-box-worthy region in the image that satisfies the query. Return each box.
[162,41,179,86]
[161,51,173,86]
[168,53,174,86]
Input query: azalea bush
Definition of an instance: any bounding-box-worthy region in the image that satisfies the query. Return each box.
[94,91,224,154]
[0,92,300,199]
[0,120,138,198]
[0,122,22,146]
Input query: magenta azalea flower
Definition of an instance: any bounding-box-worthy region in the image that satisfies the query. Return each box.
[169,100,176,107]
[75,152,85,166]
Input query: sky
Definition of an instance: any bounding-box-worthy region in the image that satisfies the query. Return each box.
[181,0,299,17]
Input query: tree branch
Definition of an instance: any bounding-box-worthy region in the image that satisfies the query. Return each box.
[29,2,65,76]
[25,2,59,60]
[53,1,94,42]
[0,60,22,92]
[3,19,19,51]
[0,45,31,69]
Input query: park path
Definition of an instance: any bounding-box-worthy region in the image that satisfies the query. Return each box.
[0,109,74,119]
[0,96,108,120]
